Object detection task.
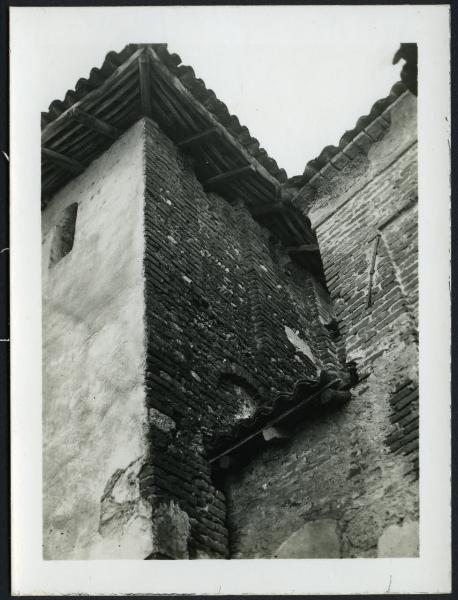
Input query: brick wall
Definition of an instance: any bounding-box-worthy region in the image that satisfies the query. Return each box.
[139,117,339,558]
[302,90,419,477]
[224,91,419,558]
[42,87,419,559]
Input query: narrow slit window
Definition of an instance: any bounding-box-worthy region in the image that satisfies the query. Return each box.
[49,203,78,267]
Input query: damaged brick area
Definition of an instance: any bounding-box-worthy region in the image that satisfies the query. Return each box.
[41,44,419,561]
[254,86,419,559]
[140,118,344,558]
[137,87,418,559]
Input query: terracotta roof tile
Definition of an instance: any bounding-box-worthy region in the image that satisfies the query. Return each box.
[42,43,287,183]
[288,79,410,189]
[207,368,355,462]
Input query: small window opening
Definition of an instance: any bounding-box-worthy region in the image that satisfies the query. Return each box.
[49,203,78,267]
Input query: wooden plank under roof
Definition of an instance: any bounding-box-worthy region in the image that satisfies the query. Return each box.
[40,44,321,276]
[42,48,144,146]
[146,47,281,195]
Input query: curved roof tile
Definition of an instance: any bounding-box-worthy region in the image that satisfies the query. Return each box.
[290,79,409,187]
[42,43,287,182]
[208,377,321,456]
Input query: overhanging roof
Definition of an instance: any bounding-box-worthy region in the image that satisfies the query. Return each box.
[41,43,323,276]
[285,43,417,191]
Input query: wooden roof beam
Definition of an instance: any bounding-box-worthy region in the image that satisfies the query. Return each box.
[42,147,85,175]
[41,48,144,145]
[138,51,153,119]
[177,127,221,148]
[66,107,120,139]
[251,203,313,240]
[281,212,308,245]
[203,165,255,190]
[146,47,280,195]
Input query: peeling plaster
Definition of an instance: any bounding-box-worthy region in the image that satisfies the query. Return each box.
[42,122,150,559]
[284,326,315,363]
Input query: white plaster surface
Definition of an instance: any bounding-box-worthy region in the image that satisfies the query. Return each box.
[42,121,151,559]
[284,326,315,362]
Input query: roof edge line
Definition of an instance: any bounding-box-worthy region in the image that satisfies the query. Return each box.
[42,47,145,145]
[146,46,281,191]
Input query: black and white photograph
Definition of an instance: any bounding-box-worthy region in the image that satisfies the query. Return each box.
[9,4,450,595]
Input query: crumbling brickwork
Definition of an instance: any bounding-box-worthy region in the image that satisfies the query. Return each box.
[140,118,340,558]
[41,114,340,560]
[300,89,419,477]
[224,90,418,558]
[41,44,420,561]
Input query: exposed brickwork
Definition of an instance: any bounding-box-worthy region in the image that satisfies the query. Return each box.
[386,379,419,478]
[224,91,419,558]
[225,383,418,558]
[42,51,420,560]
[309,144,418,371]
[140,117,340,558]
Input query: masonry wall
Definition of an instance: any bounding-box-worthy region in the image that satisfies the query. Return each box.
[225,91,419,558]
[42,115,339,560]
[138,118,339,558]
[42,92,418,560]
[42,122,152,559]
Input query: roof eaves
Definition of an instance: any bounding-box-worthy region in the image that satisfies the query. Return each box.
[207,368,355,465]
[41,43,287,183]
[288,80,409,191]
[286,43,418,192]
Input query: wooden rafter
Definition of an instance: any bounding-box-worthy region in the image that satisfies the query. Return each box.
[138,51,153,119]
[150,62,201,132]
[203,165,255,190]
[146,47,280,195]
[41,48,144,145]
[250,204,311,245]
[67,107,120,139]
[177,127,220,148]
[280,212,305,244]
[42,147,85,175]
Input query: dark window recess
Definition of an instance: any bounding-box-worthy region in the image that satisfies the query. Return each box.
[49,203,78,267]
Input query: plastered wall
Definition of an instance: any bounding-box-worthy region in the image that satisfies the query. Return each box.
[42,91,418,560]
[42,116,337,560]
[42,122,151,559]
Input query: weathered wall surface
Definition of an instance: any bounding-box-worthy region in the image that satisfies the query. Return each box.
[139,118,338,558]
[226,91,419,558]
[42,89,418,560]
[42,122,152,559]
